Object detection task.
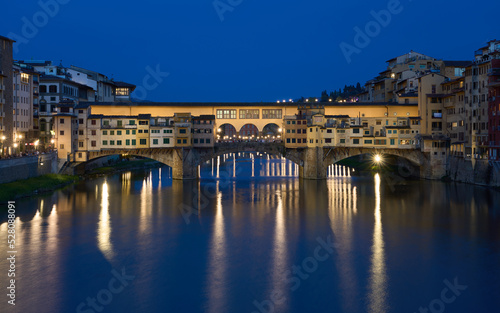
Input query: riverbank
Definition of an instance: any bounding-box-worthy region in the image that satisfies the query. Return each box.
[0,174,79,204]
[0,159,163,205]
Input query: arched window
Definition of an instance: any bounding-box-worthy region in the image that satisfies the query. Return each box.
[49,85,57,93]
[40,85,47,93]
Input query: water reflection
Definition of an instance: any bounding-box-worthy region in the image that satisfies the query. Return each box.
[1,160,500,313]
[270,190,289,312]
[368,174,388,313]
[98,181,114,261]
[206,182,227,313]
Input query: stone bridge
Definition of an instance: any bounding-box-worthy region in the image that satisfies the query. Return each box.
[75,143,433,180]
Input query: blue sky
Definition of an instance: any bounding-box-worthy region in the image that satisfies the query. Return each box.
[1,0,499,102]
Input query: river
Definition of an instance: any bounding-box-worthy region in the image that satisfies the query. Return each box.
[1,152,499,313]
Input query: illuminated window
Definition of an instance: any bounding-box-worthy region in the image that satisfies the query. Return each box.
[216,109,237,119]
[21,73,29,83]
[116,88,129,96]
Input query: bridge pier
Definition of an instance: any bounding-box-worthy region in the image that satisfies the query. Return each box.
[301,147,327,180]
[172,148,200,180]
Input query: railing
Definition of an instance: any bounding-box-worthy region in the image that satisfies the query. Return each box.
[101,124,137,129]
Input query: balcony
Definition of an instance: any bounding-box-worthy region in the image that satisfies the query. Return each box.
[101,124,138,129]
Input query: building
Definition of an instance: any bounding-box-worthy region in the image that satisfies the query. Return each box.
[12,63,40,145]
[464,39,500,159]
[488,59,500,160]
[0,35,14,155]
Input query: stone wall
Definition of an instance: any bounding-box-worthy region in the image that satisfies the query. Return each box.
[0,152,58,184]
[447,156,500,187]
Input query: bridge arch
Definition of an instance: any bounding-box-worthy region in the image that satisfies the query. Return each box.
[74,150,178,175]
[218,123,237,141]
[198,142,303,167]
[239,124,259,137]
[323,147,428,178]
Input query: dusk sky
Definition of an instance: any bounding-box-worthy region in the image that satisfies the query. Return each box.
[2,0,499,102]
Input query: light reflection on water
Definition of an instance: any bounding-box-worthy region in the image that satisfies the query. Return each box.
[0,153,499,313]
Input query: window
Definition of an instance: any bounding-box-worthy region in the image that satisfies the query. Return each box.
[138,130,143,133]
[117,120,122,127]
[79,119,83,124]
[117,140,122,145]
[117,131,122,135]
[140,139,147,145]
[102,140,108,146]
[239,109,259,119]
[79,142,84,148]
[177,139,181,144]
[364,140,373,144]
[340,139,346,143]
[164,129,173,134]
[153,139,158,145]
[49,85,57,93]
[103,120,109,126]
[126,139,130,146]
[79,130,84,136]
[194,139,198,144]
[91,120,97,125]
[432,110,442,118]
[60,130,64,135]
[352,128,360,134]
[216,109,237,119]
[262,109,282,119]
[40,85,47,93]
[126,130,130,135]
[129,120,135,125]
[132,139,136,145]
[132,130,136,135]
[206,139,210,144]
[103,130,108,135]
[183,139,187,144]
[110,131,115,135]
[91,141,96,147]
[390,139,395,145]
[179,129,187,134]
[60,144,64,149]
[353,139,359,144]
[200,139,205,144]
[110,140,115,145]
[116,88,129,96]
[163,138,170,144]
[139,121,149,125]
[60,118,65,124]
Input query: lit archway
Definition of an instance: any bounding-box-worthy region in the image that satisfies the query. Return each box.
[262,123,281,140]
[217,123,237,141]
[240,124,259,138]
